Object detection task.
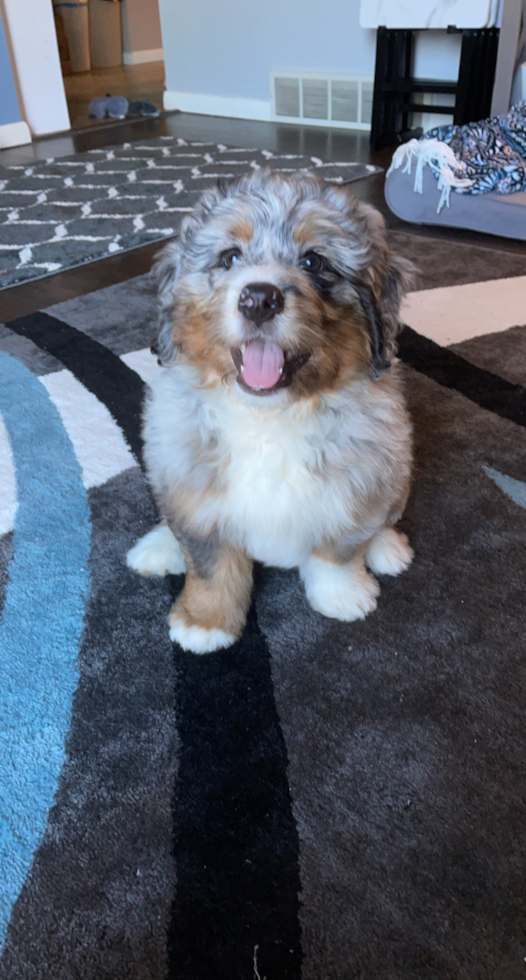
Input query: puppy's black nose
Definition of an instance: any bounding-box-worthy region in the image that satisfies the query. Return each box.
[238,282,284,327]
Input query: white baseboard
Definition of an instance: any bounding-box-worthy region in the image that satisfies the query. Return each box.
[123,48,164,66]
[0,120,32,149]
[163,90,272,122]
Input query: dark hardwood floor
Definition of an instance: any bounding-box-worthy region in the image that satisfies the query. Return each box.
[1,110,525,323]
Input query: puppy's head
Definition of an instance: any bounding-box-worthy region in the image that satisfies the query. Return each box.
[154,170,414,400]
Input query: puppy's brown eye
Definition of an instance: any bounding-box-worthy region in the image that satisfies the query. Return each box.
[300,251,325,275]
[219,247,242,270]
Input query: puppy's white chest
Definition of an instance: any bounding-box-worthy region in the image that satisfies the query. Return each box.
[145,376,381,570]
[218,412,328,566]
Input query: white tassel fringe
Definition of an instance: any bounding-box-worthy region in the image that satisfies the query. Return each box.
[387,138,475,213]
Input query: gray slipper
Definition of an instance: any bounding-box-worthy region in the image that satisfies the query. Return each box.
[106,95,129,119]
[88,97,108,119]
[127,100,160,117]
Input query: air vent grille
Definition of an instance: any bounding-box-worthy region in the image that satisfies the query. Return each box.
[272,72,373,130]
[275,77,300,118]
[331,80,359,122]
[361,81,374,125]
[302,79,329,120]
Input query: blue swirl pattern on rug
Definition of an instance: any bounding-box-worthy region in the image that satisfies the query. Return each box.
[483,466,526,510]
[0,351,91,951]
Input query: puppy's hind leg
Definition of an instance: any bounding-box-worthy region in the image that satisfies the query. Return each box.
[365,527,413,577]
[126,522,186,576]
[300,547,380,622]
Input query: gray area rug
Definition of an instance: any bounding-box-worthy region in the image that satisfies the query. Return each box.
[0,137,381,289]
[1,235,526,979]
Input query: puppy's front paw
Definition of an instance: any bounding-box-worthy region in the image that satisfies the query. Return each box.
[126,524,186,577]
[168,616,236,654]
[301,556,380,621]
[365,527,413,577]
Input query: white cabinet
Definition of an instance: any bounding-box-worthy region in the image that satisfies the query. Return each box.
[360,0,499,30]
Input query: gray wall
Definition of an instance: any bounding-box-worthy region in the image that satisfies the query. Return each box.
[159,0,377,100]
[121,0,162,54]
[0,9,21,127]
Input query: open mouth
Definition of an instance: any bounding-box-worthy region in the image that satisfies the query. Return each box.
[230,340,311,395]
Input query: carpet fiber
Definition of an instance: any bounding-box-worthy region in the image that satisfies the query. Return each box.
[0,137,381,289]
[1,239,526,979]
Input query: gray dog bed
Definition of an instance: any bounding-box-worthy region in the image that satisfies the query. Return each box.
[385,164,526,240]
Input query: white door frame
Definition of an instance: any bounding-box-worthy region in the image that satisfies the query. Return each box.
[491,0,523,114]
[0,0,70,137]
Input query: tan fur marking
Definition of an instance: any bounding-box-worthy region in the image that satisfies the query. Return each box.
[229,217,254,244]
[175,297,237,387]
[313,541,367,566]
[169,544,253,637]
[292,215,347,250]
[163,481,220,527]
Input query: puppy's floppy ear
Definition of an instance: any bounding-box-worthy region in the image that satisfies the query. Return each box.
[151,238,183,366]
[323,187,416,378]
[151,181,236,365]
[355,253,416,378]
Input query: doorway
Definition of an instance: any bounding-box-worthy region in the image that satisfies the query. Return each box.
[52,0,165,130]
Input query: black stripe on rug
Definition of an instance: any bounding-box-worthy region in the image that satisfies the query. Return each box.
[398,325,526,427]
[4,309,303,980]
[168,592,303,980]
[5,312,146,462]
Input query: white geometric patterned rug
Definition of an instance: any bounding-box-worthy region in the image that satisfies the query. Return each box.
[0,136,382,290]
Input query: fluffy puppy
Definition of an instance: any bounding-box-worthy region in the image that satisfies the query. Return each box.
[127,169,414,654]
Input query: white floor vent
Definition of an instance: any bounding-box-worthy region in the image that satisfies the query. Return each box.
[272,72,373,130]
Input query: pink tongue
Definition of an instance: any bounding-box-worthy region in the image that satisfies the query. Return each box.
[242,340,285,389]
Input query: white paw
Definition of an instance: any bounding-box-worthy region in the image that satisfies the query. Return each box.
[365,527,413,577]
[168,618,236,654]
[126,524,186,577]
[300,556,380,621]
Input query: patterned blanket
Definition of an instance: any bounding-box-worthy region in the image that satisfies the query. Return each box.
[388,102,526,211]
